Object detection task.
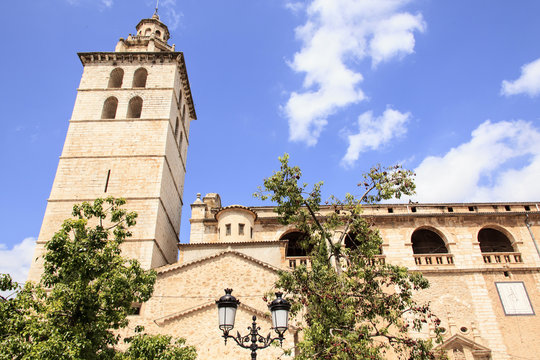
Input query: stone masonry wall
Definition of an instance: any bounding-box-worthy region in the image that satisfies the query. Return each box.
[120,252,294,360]
[29,56,192,279]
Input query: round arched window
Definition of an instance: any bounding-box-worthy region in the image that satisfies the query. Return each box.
[281,231,311,257]
[344,232,382,254]
[127,96,143,118]
[132,68,148,88]
[107,68,123,88]
[411,229,448,254]
[101,97,118,119]
[478,228,514,253]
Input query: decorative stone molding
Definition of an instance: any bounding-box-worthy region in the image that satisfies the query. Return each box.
[436,334,492,359]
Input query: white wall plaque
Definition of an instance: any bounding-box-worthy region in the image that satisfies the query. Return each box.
[495,282,535,316]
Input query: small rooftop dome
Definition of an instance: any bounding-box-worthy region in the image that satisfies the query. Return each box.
[215,205,257,242]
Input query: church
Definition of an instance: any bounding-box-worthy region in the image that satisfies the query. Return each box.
[27,12,540,360]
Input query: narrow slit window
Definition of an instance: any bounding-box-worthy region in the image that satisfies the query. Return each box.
[182,104,186,125]
[174,117,180,139]
[447,207,454,212]
[104,170,111,192]
[178,89,182,108]
[250,227,253,239]
[239,224,245,236]
[225,224,231,236]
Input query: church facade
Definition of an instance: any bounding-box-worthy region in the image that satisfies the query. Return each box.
[28,14,540,360]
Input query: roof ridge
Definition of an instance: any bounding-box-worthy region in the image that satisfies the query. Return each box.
[156,249,281,275]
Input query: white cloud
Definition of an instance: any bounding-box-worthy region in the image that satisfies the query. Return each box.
[0,237,36,287]
[284,0,425,145]
[413,120,540,202]
[102,0,113,8]
[341,108,410,167]
[285,1,305,13]
[501,57,540,97]
[369,12,424,67]
[160,0,182,31]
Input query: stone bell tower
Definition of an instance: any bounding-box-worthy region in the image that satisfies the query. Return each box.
[28,12,196,281]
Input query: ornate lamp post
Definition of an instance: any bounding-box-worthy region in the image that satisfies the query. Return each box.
[216,288,291,360]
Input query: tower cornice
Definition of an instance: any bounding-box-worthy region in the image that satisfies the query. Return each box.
[77,51,197,120]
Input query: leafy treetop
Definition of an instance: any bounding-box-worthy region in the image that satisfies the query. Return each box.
[0,197,196,360]
[255,154,444,360]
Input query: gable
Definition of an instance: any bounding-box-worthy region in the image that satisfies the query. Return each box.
[142,302,295,360]
[155,301,272,325]
[436,334,491,358]
[157,250,281,276]
[144,251,280,324]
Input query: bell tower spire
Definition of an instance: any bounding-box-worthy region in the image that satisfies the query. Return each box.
[28,10,197,281]
[115,8,175,52]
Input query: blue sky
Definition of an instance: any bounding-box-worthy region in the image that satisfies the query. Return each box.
[2,0,540,283]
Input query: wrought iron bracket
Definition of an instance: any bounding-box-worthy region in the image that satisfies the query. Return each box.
[222,315,285,359]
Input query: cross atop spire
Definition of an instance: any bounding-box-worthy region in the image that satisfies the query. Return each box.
[153,0,160,19]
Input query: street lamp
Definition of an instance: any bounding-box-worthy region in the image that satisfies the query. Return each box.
[216,288,291,360]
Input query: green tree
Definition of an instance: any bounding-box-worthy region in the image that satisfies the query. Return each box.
[119,326,196,360]
[255,154,444,360]
[0,197,196,360]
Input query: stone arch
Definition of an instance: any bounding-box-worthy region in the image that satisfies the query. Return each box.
[127,96,143,118]
[279,230,311,257]
[101,97,118,119]
[477,226,515,253]
[411,227,449,254]
[155,30,161,38]
[132,68,148,88]
[344,231,382,254]
[107,68,123,88]
[145,28,151,36]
